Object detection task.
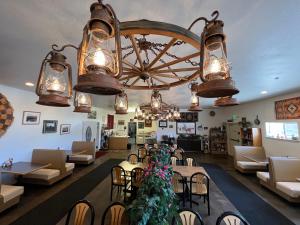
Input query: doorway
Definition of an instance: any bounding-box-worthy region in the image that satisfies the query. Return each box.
[128,122,137,144]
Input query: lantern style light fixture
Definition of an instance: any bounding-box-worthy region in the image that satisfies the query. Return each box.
[36,50,72,107]
[73,92,92,113]
[193,11,239,98]
[214,96,239,107]
[172,106,181,120]
[134,108,138,119]
[74,0,122,95]
[151,90,162,113]
[115,91,128,114]
[188,82,202,111]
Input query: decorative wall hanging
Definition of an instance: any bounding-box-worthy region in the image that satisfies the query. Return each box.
[22,111,41,125]
[0,93,14,137]
[179,112,198,122]
[42,120,58,133]
[145,119,152,127]
[138,122,144,129]
[275,97,300,119]
[87,110,97,119]
[60,124,71,135]
[176,122,196,134]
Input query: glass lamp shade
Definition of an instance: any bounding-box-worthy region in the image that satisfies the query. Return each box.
[115,92,128,114]
[74,92,92,113]
[151,90,162,113]
[36,52,72,107]
[197,20,239,98]
[74,2,122,95]
[189,92,202,111]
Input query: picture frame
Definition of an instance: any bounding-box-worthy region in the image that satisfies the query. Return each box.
[42,120,58,133]
[60,124,71,135]
[158,120,168,128]
[138,122,144,129]
[87,110,97,119]
[118,120,125,126]
[22,111,40,125]
[176,122,196,135]
[145,119,152,127]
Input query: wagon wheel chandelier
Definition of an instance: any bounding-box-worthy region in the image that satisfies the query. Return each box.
[34,0,239,109]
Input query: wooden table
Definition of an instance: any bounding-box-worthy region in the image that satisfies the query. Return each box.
[172,165,209,178]
[119,161,144,172]
[0,162,50,175]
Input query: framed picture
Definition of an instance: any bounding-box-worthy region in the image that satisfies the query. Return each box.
[138,122,144,129]
[118,120,125,126]
[60,124,71,135]
[176,122,196,134]
[42,120,58,133]
[275,97,300,119]
[22,111,40,125]
[145,119,152,127]
[88,110,97,119]
[159,120,168,128]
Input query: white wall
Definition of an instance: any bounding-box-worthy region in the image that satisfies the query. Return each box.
[222,91,300,158]
[0,84,112,162]
[156,109,225,142]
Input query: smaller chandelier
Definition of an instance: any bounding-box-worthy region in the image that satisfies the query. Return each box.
[74,92,92,113]
[115,91,128,114]
[214,96,239,107]
[196,11,239,98]
[74,1,122,95]
[151,90,162,113]
[36,51,72,107]
[188,82,202,111]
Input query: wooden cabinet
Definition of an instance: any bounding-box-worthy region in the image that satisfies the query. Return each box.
[240,128,262,146]
[209,127,227,154]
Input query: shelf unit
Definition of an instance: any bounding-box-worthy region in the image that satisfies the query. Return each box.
[240,128,262,146]
[209,127,227,154]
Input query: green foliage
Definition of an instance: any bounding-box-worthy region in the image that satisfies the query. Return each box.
[128,145,178,225]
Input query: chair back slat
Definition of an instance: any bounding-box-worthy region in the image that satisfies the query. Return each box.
[180,211,196,225]
[186,158,193,167]
[131,167,144,188]
[101,202,126,225]
[216,211,249,225]
[65,200,95,225]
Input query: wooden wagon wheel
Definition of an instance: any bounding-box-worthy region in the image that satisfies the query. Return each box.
[119,20,201,90]
[0,93,14,137]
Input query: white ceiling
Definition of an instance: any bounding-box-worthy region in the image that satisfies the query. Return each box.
[0,0,300,109]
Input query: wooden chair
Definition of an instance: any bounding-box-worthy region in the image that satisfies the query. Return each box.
[111,166,127,201]
[130,167,144,198]
[101,202,126,225]
[142,155,151,165]
[216,211,249,225]
[172,171,185,207]
[138,147,147,161]
[185,158,196,167]
[189,172,210,215]
[171,156,179,166]
[127,154,138,164]
[65,200,95,225]
[172,208,204,225]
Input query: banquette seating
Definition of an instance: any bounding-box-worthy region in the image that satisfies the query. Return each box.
[257,157,300,203]
[233,146,268,173]
[0,183,24,213]
[68,141,96,165]
[22,149,75,185]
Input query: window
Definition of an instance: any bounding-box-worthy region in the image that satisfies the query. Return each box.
[265,122,299,141]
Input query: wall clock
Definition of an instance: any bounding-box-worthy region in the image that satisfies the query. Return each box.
[209,111,216,117]
[0,93,14,137]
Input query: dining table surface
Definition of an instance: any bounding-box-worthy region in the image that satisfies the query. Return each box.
[172,165,209,178]
[0,161,51,175]
[119,161,145,172]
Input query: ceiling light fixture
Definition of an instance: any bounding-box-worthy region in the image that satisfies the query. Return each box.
[261,91,268,95]
[115,90,128,114]
[25,82,34,87]
[188,82,202,111]
[73,91,92,113]
[214,96,239,107]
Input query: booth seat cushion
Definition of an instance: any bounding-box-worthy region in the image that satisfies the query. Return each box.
[0,185,24,203]
[237,161,268,169]
[65,163,75,172]
[276,182,300,198]
[257,172,270,182]
[69,154,93,161]
[24,168,60,180]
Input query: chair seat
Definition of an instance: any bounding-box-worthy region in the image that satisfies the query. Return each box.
[24,168,60,180]
[276,182,300,198]
[65,163,75,172]
[257,171,270,182]
[189,183,207,194]
[237,161,268,169]
[0,185,24,203]
[69,154,93,161]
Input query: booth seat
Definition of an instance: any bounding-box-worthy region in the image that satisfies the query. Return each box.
[68,141,96,165]
[0,184,24,213]
[257,157,300,203]
[233,146,268,173]
[22,149,74,186]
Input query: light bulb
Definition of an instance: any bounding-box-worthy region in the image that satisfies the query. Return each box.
[45,73,66,93]
[119,100,125,108]
[93,49,106,66]
[210,58,221,73]
[78,94,88,105]
[191,93,198,104]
